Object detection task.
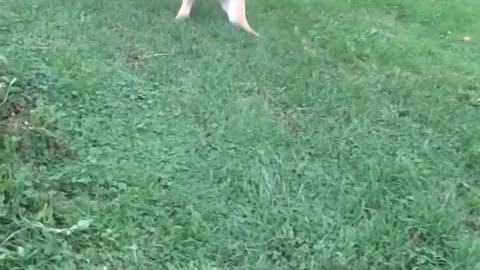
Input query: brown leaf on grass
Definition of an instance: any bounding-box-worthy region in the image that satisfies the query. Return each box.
[127,52,145,71]
[277,111,300,133]
[127,50,171,71]
[408,227,424,243]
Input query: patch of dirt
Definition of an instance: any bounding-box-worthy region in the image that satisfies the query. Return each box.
[466,215,480,231]
[0,76,76,161]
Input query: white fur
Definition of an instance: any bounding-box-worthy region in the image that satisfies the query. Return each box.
[220,0,239,24]
[175,0,259,36]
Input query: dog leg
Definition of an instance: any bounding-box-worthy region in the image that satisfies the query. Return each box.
[219,0,259,36]
[176,0,196,19]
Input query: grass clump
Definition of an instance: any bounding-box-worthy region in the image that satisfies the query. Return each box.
[0,56,80,267]
[1,0,480,269]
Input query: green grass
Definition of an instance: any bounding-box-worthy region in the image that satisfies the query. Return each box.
[1,0,480,269]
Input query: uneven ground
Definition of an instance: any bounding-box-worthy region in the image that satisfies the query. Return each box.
[1,0,480,269]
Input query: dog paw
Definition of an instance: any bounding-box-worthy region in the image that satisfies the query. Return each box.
[175,13,190,20]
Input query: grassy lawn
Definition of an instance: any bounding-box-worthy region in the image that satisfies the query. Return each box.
[1,0,480,269]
